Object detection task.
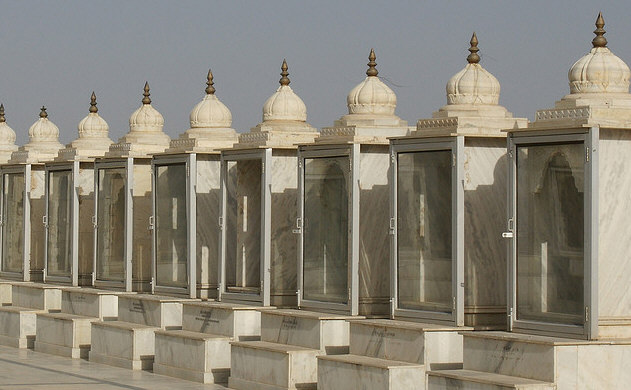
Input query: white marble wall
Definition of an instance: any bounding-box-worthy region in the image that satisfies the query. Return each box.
[132,160,152,292]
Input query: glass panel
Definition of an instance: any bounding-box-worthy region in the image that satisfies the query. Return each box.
[396,150,452,312]
[302,156,349,304]
[224,159,262,294]
[516,142,584,325]
[46,169,73,277]
[2,173,25,273]
[155,163,188,288]
[96,167,126,281]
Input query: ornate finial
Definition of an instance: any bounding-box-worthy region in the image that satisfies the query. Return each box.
[592,12,607,48]
[39,106,48,119]
[0,104,5,123]
[205,69,216,95]
[279,59,290,86]
[467,32,480,64]
[142,82,151,104]
[366,48,378,77]
[89,91,98,113]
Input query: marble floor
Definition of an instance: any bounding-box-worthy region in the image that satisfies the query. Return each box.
[0,345,229,390]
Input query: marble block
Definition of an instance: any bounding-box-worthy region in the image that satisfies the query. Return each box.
[228,341,320,390]
[0,306,41,348]
[34,313,96,358]
[153,330,231,384]
[89,320,159,370]
[181,302,266,339]
[317,354,425,390]
[0,282,13,305]
[61,288,120,320]
[117,294,192,329]
[427,370,555,390]
[12,283,62,311]
[260,309,356,353]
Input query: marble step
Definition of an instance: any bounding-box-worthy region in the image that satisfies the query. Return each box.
[12,283,63,311]
[89,320,159,370]
[261,309,358,352]
[116,294,196,329]
[153,329,231,384]
[349,319,467,368]
[181,301,269,339]
[427,369,555,389]
[34,312,97,358]
[0,306,42,348]
[228,340,320,390]
[317,354,425,390]
[61,288,122,320]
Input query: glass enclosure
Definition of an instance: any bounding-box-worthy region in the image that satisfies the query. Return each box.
[46,169,73,277]
[396,150,453,313]
[224,159,262,295]
[95,167,126,282]
[302,156,349,304]
[154,163,188,288]
[1,173,25,274]
[516,142,585,326]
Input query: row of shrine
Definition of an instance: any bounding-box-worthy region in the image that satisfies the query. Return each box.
[0,13,630,389]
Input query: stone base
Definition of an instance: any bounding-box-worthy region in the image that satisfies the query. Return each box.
[317,354,425,390]
[61,288,120,320]
[117,294,193,329]
[89,320,159,371]
[13,283,63,311]
[0,306,42,349]
[229,340,320,390]
[0,282,13,305]
[35,312,97,358]
[427,370,555,390]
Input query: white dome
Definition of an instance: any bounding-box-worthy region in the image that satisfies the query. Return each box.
[262,60,307,122]
[78,92,109,137]
[0,105,16,145]
[29,107,60,142]
[190,70,232,128]
[129,82,165,132]
[346,49,397,115]
[446,33,500,105]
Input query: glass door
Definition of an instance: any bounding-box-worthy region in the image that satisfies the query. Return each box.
[0,167,28,280]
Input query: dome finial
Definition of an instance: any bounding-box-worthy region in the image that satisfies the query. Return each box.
[89,91,98,113]
[142,82,151,105]
[205,69,215,95]
[0,104,5,123]
[592,12,607,48]
[366,48,378,77]
[467,32,480,64]
[279,59,290,86]
[40,106,48,119]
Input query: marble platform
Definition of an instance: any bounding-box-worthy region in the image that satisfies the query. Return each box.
[153,302,271,384]
[228,309,358,390]
[89,294,197,370]
[12,283,63,311]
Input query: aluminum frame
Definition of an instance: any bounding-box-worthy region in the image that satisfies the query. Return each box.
[218,148,272,306]
[43,161,79,286]
[151,153,197,298]
[297,144,359,315]
[506,128,596,339]
[389,136,465,326]
[0,164,31,281]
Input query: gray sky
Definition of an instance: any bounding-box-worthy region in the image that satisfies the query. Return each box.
[1,1,630,145]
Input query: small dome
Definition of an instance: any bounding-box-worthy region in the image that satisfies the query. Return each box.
[0,105,16,145]
[29,106,60,142]
[262,60,307,122]
[190,69,232,128]
[568,13,630,94]
[446,33,500,105]
[129,82,165,132]
[78,92,109,137]
[347,49,397,115]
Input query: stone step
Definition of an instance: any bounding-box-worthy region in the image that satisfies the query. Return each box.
[116,294,196,329]
[61,288,122,320]
[12,283,63,311]
[317,354,425,390]
[261,309,357,352]
[0,306,42,348]
[181,301,269,339]
[34,312,97,358]
[89,320,159,370]
[427,369,555,389]
[348,319,467,368]
[153,329,232,384]
[228,340,320,390]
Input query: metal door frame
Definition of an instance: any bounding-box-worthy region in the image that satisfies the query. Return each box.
[0,165,30,281]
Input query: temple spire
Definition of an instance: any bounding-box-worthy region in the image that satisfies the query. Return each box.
[592,12,607,48]
[142,82,151,105]
[89,91,98,113]
[205,69,215,95]
[279,59,290,86]
[39,106,48,119]
[366,48,378,77]
[0,104,5,123]
[467,32,480,64]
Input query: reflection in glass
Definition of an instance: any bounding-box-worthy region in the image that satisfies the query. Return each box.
[224,159,261,294]
[303,157,349,303]
[1,173,25,273]
[516,143,584,325]
[397,150,452,312]
[96,167,126,281]
[47,169,72,277]
[155,163,188,288]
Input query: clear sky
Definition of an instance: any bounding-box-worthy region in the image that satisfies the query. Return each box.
[0,1,630,145]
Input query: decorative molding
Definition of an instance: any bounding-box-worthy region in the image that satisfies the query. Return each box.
[417,117,459,129]
[535,107,591,122]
